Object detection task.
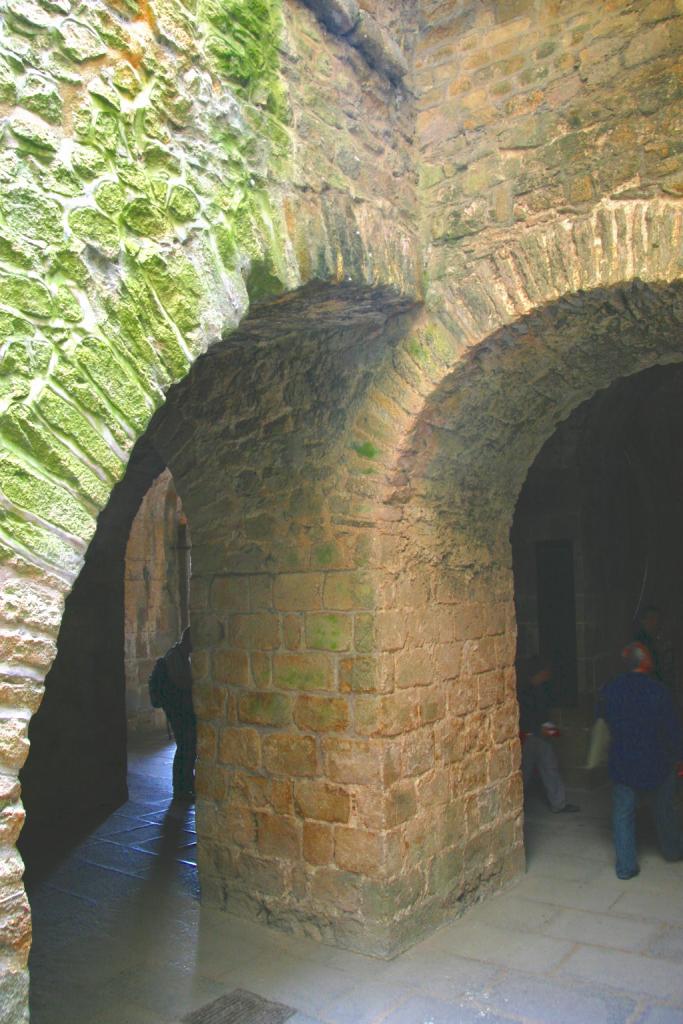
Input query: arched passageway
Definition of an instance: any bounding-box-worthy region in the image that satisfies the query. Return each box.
[351,217,683,945]
[512,362,683,784]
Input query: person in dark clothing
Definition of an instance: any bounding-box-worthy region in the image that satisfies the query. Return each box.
[597,641,683,880]
[163,627,196,801]
[517,655,579,814]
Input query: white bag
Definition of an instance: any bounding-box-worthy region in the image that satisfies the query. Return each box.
[585,717,610,770]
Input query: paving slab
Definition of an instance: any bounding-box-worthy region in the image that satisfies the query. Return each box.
[540,906,662,951]
[380,993,518,1024]
[380,951,499,1003]
[426,919,574,972]
[635,1005,683,1024]
[512,872,632,912]
[610,883,683,925]
[558,945,683,1001]
[322,977,417,1024]
[646,925,683,962]
[477,971,636,1024]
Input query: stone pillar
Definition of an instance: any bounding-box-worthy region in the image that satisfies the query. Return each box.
[191,526,410,953]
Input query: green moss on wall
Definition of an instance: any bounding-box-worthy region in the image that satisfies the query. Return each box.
[0,0,291,572]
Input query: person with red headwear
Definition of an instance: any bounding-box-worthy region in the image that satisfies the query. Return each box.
[597,642,683,879]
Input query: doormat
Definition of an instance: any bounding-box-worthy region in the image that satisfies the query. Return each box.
[181,989,296,1024]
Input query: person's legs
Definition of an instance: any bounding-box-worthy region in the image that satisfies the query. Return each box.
[521,735,539,789]
[163,688,188,797]
[534,736,568,811]
[613,782,639,878]
[178,692,197,795]
[653,772,682,862]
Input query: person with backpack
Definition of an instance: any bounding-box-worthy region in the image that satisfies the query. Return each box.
[149,627,196,801]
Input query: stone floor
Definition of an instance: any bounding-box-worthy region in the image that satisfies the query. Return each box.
[24,733,683,1024]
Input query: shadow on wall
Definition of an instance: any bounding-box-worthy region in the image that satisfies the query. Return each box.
[19,441,166,831]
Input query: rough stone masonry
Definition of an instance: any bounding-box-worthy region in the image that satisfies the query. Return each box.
[1,0,683,1020]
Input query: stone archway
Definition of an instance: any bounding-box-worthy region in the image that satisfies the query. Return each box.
[0,0,420,1006]
[327,198,683,950]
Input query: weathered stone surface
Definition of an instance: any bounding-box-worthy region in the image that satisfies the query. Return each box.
[293,694,349,732]
[262,734,318,777]
[294,780,350,823]
[273,653,333,691]
[238,692,292,728]
[303,820,334,864]
[348,11,409,84]
[302,0,359,36]
[218,728,260,770]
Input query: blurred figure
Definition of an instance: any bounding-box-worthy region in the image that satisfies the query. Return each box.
[518,655,579,814]
[598,641,683,880]
[163,627,196,801]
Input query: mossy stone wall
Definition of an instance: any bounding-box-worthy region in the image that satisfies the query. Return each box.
[1,0,683,1016]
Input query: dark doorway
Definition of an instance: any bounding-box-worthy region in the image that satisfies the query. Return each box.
[536,539,578,708]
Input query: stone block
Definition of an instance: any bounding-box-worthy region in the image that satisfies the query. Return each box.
[478,671,503,708]
[355,692,419,736]
[249,574,273,610]
[353,613,374,653]
[274,573,323,611]
[294,780,351,823]
[250,651,271,687]
[323,736,382,784]
[192,612,224,647]
[256,812,301,860]
[238,692,292,727]
[303,821,334,865]
[462,636,497,675]
[0,717,28,770]
[273,652,334,691]
[218,727,260,770]
[0,887,31,959]
[395,646,433,688]
[339,655,377,693]
[419,688,446,725]
[323,572,374,610]
[335,826,383,876]
[624,22,671,67]
[193,683,226,720]
[283,614,302,650]
[212,648,249,687]
[433,641,462,681]
[231,613,280,650]
[262,733,318,776]
[0,805,25,846]
[210,575,243,612]
[237,853,287,897]
[197,721,217,762]
[310,866,362,912]
[402,727,435,777]
[375,609,407,651]
[224,804,257,847]
[293,694,349,732]
[305,612,352,651]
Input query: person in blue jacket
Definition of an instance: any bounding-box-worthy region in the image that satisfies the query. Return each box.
[597,642,683,880]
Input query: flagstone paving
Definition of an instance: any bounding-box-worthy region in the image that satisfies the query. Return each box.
[25,733,683,1024]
